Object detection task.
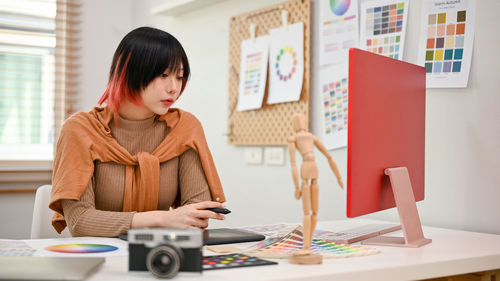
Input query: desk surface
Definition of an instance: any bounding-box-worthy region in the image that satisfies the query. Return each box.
[25,220,500,281]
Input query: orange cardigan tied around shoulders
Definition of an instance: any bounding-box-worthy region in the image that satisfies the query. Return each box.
[49,106,226,233]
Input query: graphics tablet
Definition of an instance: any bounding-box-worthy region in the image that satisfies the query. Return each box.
[119,228,265,245]
[203,228,265,245]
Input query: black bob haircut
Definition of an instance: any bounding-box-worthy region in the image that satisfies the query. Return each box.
[99,26,190,111]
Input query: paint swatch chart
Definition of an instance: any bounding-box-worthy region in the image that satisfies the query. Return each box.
[417,0,476,88]
[203,254,277,270]
[242,226,379,259]
[0,240,36,256]
[237,36,269,111]
[319,63,348,150]
[319,0,359,65]
[360,0,409,60]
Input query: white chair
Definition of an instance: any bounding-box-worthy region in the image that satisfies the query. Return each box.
[30,184,71,239]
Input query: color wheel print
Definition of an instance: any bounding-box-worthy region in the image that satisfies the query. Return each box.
[330,0,351,16]
[45,244,118,253]
[275,46,297,81]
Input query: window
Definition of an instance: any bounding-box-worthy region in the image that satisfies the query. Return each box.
[0,0,80,162]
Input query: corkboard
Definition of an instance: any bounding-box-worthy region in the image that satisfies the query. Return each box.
[227,0,311,145]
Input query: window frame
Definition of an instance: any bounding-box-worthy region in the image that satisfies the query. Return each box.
[0,0,80,189]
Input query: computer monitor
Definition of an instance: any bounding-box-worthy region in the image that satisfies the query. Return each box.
[347,48,431,247]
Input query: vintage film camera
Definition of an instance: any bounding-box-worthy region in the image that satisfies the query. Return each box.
[128,228,203,278]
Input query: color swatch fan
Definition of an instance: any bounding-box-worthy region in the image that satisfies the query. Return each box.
[242,226,379,259]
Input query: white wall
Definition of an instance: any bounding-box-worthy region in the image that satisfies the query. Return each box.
[122,0,500,234]
[82,0,500,234]
[0,191,36,238]
[2,0,498,239]
[76,0,133,111]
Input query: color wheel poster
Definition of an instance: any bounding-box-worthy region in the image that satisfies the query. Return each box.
[360,0,409,60]
[319,0,359,66]
[237,36,269,111]
[267,22,304,104]
[319,63,348,150]
[417,0,476,88]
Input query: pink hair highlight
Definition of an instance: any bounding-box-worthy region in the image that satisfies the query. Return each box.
[98,54,142,124]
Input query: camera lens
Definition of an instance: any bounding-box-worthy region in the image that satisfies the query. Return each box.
[146,245,182,279]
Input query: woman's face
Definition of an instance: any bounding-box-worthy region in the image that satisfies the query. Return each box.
[140,66,184,116]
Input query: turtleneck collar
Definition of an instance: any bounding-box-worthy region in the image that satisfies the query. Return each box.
[114,114,157,131]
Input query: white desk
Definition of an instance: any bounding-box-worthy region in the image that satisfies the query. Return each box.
[82,219,500,281]
[21,220,500,281]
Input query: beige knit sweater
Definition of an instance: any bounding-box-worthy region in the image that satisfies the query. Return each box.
[61,115,211,237]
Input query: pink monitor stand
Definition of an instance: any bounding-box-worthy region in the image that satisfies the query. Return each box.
[361,167,432,248]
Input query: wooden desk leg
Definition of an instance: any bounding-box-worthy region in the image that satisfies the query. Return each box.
[480,272,492,281]
[493,269,500,281]
[422,270,500,281]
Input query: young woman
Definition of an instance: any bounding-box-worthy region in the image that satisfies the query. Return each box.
[49,27,226,237]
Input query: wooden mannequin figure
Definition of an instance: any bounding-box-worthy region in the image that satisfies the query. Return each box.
[287,113,344,265]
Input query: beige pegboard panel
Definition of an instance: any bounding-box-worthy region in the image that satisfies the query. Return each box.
[227,0,311,146]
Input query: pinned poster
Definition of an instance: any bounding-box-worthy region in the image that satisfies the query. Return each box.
[237,36,269,111]
[360,0,409,60]
[267,22,304,104]
[417,0,476,88]
[319,0,359,66]
[319,63,349,150]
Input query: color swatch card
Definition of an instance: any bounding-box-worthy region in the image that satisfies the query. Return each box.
[202,253,277,270]
[360,0,409,60]
[417,0,476,88]
[237,35,269,111]
[319,0,359,65]
[242,226,379,259]
[319,63,348,150]
[237,223,296,237]
[267,22,304,104]
[0,240,36,256]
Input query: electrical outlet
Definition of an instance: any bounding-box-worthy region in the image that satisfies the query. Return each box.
[244,147,263,165]
[265,147,285,166]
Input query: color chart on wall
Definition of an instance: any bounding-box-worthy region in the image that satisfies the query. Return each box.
[242,226,379,259]
[237,35,269,111]
[319,63,348,150]
[417,0,476,88]
[319,0,359,65]
[360,0,409,61]
[267,22,304,104]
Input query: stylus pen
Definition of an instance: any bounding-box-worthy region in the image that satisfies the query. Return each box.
[206,208,231,214]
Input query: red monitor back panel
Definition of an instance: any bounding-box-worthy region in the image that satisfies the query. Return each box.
[347,48,426,218]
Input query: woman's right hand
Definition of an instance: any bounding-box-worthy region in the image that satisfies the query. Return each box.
[131,201,226,230]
